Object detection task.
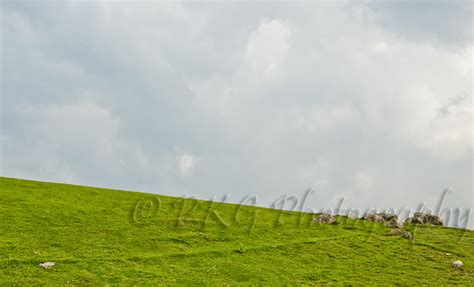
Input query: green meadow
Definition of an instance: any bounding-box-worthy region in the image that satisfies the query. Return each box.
[0,177,472,285]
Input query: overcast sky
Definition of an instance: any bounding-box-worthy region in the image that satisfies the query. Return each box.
[1,1,472,226]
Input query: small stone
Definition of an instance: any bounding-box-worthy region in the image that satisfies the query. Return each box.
[385,229,404,236]
[39,262,55,269]
[406,213,443,226]
[452,260,463,268]
[314,213,337,225]
[401,231,413,240]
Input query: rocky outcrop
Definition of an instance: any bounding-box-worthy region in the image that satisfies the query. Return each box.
[405,216,424,225]
[404,213,443,226]
[379,213,398,221]
[314,213,338,225]
[363,213,385,222]
[363,212,399,223]
[385,218,403,229]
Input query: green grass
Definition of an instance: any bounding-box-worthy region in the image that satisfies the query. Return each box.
[0,177,472,285]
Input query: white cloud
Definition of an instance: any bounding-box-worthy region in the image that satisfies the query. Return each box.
[177,153,197,176]
[415,105,472,159]
[370,41,388,53]
[295,104,360,132]
[245,19,291,78]
[352,172,374,190]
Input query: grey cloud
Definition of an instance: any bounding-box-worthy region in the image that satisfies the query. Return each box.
[365,0,472,47]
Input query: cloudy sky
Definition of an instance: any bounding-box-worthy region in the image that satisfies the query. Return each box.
[1,1,472,226]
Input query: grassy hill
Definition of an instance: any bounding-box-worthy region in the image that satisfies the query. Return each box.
[0,177,472,285]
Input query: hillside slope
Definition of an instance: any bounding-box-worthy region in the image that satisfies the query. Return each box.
[0,177,472,285]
